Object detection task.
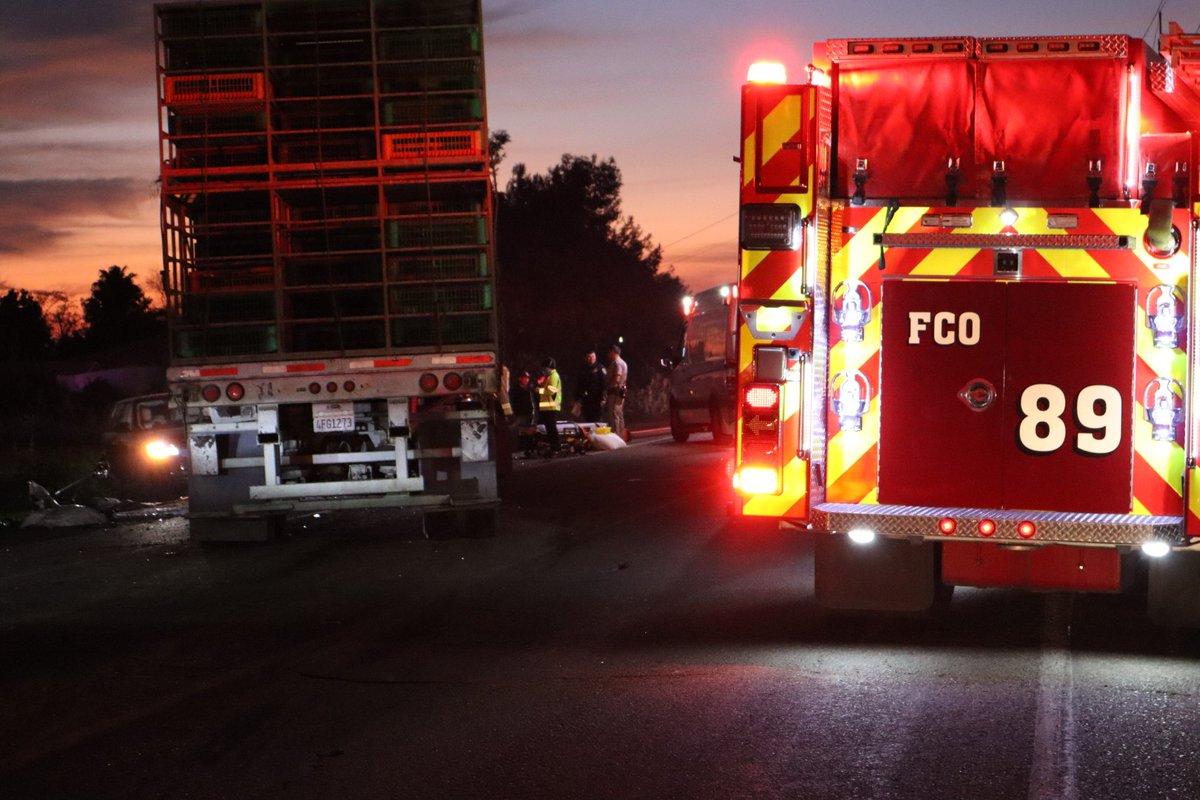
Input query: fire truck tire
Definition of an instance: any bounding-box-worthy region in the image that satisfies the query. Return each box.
[814,533,938,612]
[189,515,282,543]
[670,406,691,443]
[1147,550,1200,629]
[423,507,498,540]
[710,400,733,445]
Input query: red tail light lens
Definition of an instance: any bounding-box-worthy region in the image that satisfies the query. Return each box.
[938,517,957,535]
[419,373,439,393]
[308,382,322,394]
[326,381,338,394]
[343,380,356,392]
[744,385,780,409]
[443,372,463,391]
[978,519,996,537]
[225,382,245,401]
[201,384,221,403]
[1017,520,1037,539]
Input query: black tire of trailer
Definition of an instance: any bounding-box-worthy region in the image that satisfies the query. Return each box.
[189,515,283,543]
[422,507,498,540]
[710,399,734,445]
[1147,549,1200,629]
[669,404,691,443]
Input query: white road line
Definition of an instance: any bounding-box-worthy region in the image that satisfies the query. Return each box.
[1028,594,1080,800]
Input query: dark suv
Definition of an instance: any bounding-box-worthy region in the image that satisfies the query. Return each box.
[102,393,187,496]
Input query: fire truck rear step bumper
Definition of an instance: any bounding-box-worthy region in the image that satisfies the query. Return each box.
[812,503,1184,547]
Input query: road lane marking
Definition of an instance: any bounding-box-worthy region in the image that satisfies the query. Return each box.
[1028,594,1079,800]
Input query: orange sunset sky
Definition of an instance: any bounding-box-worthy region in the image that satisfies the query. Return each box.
[0,0,1188,307]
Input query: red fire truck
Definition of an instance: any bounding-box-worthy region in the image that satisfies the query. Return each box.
[732,23,1200,626]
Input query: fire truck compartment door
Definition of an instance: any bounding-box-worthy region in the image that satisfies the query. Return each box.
[879,280,1135,513]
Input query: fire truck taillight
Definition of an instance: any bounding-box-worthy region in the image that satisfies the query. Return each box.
[740,204,800,250]
[747,61,787,84]
[745,385,780,410]
[738,383,784,496]
[736,466,780,495]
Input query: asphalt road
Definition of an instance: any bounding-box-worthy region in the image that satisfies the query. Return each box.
[1,434,1198,799]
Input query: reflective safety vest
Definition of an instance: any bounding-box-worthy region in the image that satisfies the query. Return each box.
[538,370,562,411]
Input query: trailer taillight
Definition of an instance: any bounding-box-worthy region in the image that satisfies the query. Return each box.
[201,384,221,403]
[443,372,463,391]
[419,373,439,393]
[226,382,245,401]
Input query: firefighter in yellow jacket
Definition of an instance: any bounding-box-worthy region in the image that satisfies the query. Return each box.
[536,357,562,454]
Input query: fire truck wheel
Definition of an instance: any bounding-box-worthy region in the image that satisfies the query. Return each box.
[670,406,691,443]
[1147,550,1200,629]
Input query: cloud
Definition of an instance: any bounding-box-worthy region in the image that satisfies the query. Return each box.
[0,178,147,254]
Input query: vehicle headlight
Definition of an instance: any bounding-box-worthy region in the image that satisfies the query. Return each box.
[144,440,181,461]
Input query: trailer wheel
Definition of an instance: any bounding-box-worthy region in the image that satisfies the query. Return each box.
[669,406,691,443]
[1147,550,1200,629]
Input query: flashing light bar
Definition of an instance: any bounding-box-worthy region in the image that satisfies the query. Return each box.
[747,61,787,84]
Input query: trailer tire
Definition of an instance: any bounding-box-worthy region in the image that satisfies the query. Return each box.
[710,399,734,445]
[1147,549,1200,629]
[670,406,691,443]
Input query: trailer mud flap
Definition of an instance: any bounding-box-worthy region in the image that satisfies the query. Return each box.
[814,533,937,612]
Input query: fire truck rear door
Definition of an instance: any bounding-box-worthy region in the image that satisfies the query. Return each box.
[879,279,1135,513]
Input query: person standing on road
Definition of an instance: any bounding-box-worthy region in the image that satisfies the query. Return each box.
[573,349,607,423]
[537,358,562,454]
[509,368,536,450]
[604,344,628,440]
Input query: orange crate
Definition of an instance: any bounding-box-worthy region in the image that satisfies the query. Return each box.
[165,73,264,105]
[381,131,481,162]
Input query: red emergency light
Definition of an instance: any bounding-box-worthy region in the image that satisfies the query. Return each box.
[744,385,780,410]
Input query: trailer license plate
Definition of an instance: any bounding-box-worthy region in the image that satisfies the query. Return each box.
[313,403,355,432]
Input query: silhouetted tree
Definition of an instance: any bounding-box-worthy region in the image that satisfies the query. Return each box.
[0,289,51,362]
[497,154,684,389]
[81,266,162,350]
